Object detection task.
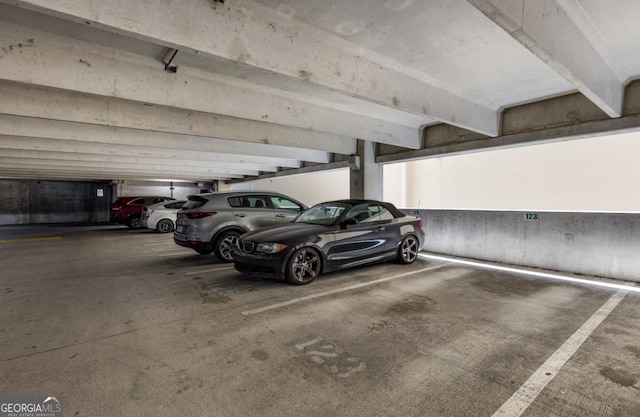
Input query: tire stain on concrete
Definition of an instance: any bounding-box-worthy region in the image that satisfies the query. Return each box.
[604,327,631,336]
[624,345,640,360]
[200,292,231,304]
[468,273,547,297]
[600,367,638,388]
[388,296,435,314]
[251,349,269,361]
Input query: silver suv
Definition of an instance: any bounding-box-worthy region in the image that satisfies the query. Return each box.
[173,191,307,262]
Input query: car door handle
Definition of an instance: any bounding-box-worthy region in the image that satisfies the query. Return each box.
[235,213,245,217]
[276,214,286,218]
[376,226,386,231]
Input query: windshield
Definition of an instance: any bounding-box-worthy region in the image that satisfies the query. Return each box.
[294,203,348,226]
[181,195,212,210]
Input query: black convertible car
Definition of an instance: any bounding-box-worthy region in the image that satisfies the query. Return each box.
[233,199,425,285]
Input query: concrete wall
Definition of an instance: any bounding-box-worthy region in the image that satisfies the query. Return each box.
[0,179,209,226]
[406,209,640,283]
[0,180,30,225]
[0,180,111,225]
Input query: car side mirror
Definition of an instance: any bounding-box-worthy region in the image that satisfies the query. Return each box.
[340,218,357,229]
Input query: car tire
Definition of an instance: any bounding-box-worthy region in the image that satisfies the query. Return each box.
[127,215,141,229]
[156,219,174,233]
[397,235,419,264]
[214,231,240,263]
[286,247,321,285]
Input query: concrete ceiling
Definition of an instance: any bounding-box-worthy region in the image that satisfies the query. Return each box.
[1,0,639,183]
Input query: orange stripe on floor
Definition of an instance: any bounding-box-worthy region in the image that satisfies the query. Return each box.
[0,236,63,243]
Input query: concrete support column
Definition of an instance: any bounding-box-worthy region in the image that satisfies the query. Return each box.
[114,181,124,199]
[350,140,383,200]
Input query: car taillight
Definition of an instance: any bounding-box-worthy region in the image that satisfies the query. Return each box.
[419,220,424,229]
[185,211,217,219]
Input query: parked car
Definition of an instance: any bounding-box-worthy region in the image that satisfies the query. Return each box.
[140,200,187,233]
[111,196,175,229]
[233,199,424,285]
[173,191,307,262]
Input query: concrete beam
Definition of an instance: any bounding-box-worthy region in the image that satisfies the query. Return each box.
[0,168,236,181]
[0,80,356,155]
[0,158,259,176]
[0,115,331,163]
[379,80,640,164]
[3,0,499,136]
[0,135,302,169]
[228,156,360,183]
[468,0,623,117]
[377,113,640,164]
[0,15,415,149]
[0,149,279,173]
[0,163,247,179]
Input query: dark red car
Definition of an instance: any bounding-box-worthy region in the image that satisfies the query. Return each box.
[111,196,175,229]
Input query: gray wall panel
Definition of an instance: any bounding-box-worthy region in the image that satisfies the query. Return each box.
[404,209,640,283]
[0,180,30,224]
[0,180,111,225]
[30,181,91,223]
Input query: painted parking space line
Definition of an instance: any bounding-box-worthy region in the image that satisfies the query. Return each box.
[419,253,640,294]
[157,251,195,257]
[492,289,630,417]
[241,264,447,316]
[0,236,62,243]
[185,266,234,275]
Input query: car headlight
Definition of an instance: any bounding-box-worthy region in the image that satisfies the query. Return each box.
[256,243,288,253]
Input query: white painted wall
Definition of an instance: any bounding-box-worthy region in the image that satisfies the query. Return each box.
[384,132,640,212]
[227,169,350,206]
[128,132,639,212]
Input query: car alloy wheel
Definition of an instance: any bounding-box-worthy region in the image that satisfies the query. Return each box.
[128,215,141,229]
[156,219,174,233]
[287,247,321,285]
[215,231,240,263]
[398,235,418,264]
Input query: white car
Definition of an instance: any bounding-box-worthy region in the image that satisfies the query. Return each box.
[140,200,187,233]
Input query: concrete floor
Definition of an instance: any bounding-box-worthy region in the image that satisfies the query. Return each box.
[1,224,639,417]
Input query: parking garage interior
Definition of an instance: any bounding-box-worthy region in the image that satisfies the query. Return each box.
[1,1,640,416]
